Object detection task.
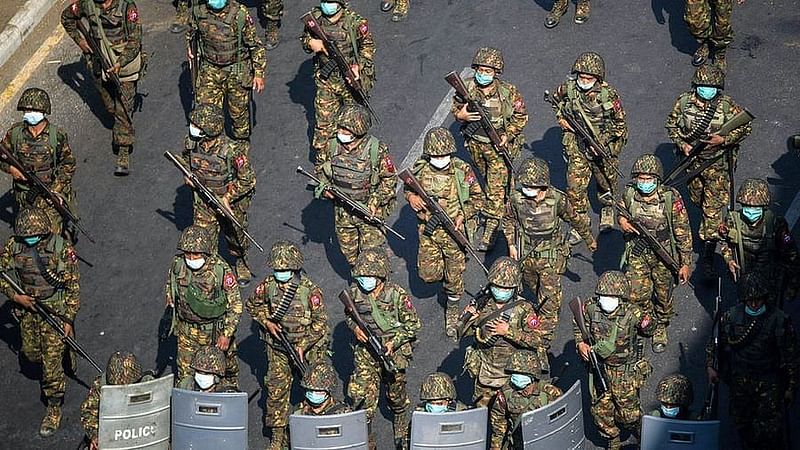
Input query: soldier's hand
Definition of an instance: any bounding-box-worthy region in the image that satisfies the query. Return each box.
[12,293,35,310]
[618,216,639,235]
[8,166,27,182]
[296,346,305,363]
[384,340,394,356]
[368,203,379,217]
[558,118,573,132]
[727,260,740,282]
[252,77,265,94]
[487,319,509,336]
[89,439,99,450]
[454,215,464,232]
[707,366,719,384]
[308,38,327,55]
[350,64,360,81]
[63,323,74,338]
[577,342,591,362]
[221,194,233,214]
[499,134,508,147]
[456,104,480,122]
[354,326,368,343]
[681,143,692,156]
[588,240,598,252]
[701,133,725,147]
[508,245,518,260]
[678,265,690,284]
[265,320,282,338]
[407,193,426,212]
[323,189,335,200]
[106,62,121,75]
[183,176,194,188]
[78,39,92,55]
[215,335,231,351]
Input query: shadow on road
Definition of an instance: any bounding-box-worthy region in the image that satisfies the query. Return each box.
[287,58,317,164]
[650,0,696,56]
[57,61,114,130]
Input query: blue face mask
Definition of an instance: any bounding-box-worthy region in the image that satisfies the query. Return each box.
[696,86,718,101]
[745,304,766,317]
[320,2,340,15]
[661,405,680,418]
[273,270,293,283]
[742,206,763,223]
[207,0,227,10]
[474,72,494,87]
[306,390,328,405]
[636,180,657,195]
[490,286,514,303]
[23,111,45,126]
[357,276,378,292]
[510,374,532,389]
[22,236,42,246]
[425,403,448,413]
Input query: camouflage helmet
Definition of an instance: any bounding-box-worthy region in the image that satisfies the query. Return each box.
[631,154,664,180]
[352,248,390,278]
[572,52,606,80]
[516,157,550,187]
[17,87,51,114]
[419,372,456,401]
[190,103,224,137]
[191,345,226,377]
[738,271,769,303]
[505,350,545,377]
[106,351,143,385]
[423,127,456,156]
[269,240,304,271]
[488,256,521,288]
[14,207,52,237]
[595,270,630,299]
[736,178,771,207]
[692,64,725,89]
[177,225,214,255]
[656,373,694,406]
[472,47,504,73]
[301,362,338,392]
[336,104,372,136]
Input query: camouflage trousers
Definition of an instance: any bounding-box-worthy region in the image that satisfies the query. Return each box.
[684,0,734,48]
[563,132,619,217]
[417,226,466,298]
[19,309,67,400]
[347,344,410,437]
[335,206,386,267]
[687,159,731,242]
[264,338,329,428]
[312,76,355,160]
[175,0,189,22]
[520,251,567,345]
[465,137,519,221]
[88,57,136,147]
[196,63,253,140]
[395,0,409,16]
[473,379,505,408]
[728,375,784,449]
[590,364,643,439]
[193,193,253,258]
[624,248,675,326]
[175,319,240,387]
[259,0,283,21]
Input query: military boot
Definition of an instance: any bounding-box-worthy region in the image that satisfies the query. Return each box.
[478,218,499,252]
[652,324,668,353]
[574,0,590,24]
[235,258,252,287]
[701,241,716,278]
[544,0,568,28]
[114,145,130,176]
[692,41,709,67]
[713,46,727,72]
[568,227,582,246]
[606,436,621,450]
[445,296,461,340]
[267,427,287,450]
[39,399,62,437]
[392,0,408,22]
[599,206,614,232]
[265,20,280,50]
[380,0,395,12]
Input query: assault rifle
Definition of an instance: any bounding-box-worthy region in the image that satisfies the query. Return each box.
[158,305,174,341]
[700,278,722,420]
[569,296,608,395]
[0,146,94,243]
[165,151,265,252]
[454,285,492,338]
[187,29,200,96]
[399,169,488,275]
[273,326,310,376]
[338,289,397,373]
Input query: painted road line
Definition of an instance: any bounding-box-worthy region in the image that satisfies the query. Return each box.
[0,26,65,113]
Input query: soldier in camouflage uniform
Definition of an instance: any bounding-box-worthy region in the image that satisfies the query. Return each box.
[544,0,592,28]
[379,0,410,22]
[345,249,420,449]
[574,271,655,450]
[707,271,798,450]
[0,88,77,237]
[452,47,528,252]
[187,0,266,143]
[246,241,331,449]
[415,372,469,413]
[184,103,256,285]
[177,345,237,392]
[648,373,695,419]
[551,52,627,238]
[503,157,596,347]
[684,0,740,68]
[295,362,352,416]
[0,207,81,437]
[164,226,242,388]
[665,64,751,276]
[618,154,692,353]
[61,0,143,175]
[462,257,547,407]
[314,105,397,268]
[404,127,482,338]
[302,0,375,156]
[489,350,562,450]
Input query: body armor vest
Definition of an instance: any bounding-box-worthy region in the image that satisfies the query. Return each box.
[12,124,56,186]
[190,140,231,196]
[85,0,128,45]
[420,167,461,219]
[330,139,373,202]
[588,303,637,367]
[474,301,521,387]
[679,96,732,159]
[723,305,783,377]
[515,191,561,250]
[13,237,66,301]
[463,79,513,143]
[353,287,401,339]
[566,82,612,134]
[173,259,227,323]
[314,10,358,70]
[733,211,775,269]
[266,278,313,343]
[196,5,243,67]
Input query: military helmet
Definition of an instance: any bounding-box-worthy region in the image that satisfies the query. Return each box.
[14,207,51,237]
[692,64,725,89]
[191,345,226,377]
[336,105,372,136]
[352,248,390,278]
[419,372,456,401]
[657,373,694,406]
[423,127,456,156]
[106,351,143,385]
[17,87,51,114]
[472,47,504,73]
[595,270,630,299]
[488,256,521,288]
[631,154,664,180]
[505,350,545,377]
[791,134,800,152]
[572,52,606,80]
[516,157,550,187]
[190,103,224,137]
[269,240,304,271]
[736,178,771,207]
[301,362,338,392]
[177,225,214,255]
[738,271,769,303]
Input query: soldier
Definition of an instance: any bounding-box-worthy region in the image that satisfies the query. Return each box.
[164,225,242,388]
[260,0,283,49]
[648,373,694,419]
[551,52,627,238]
[707,272,798,449]
[246,241,331,449]
[618,154,692,353]
[302,0,375,156]
[295,362,351,416]
[404,127,482,338]
[0,207,81,437]
[184,103,256,285]
[544,0,591,28]
[345,249,420,449]
[684,0,742,68]
[0,88,77,237]
[415,372,470,413]
[504,157,596,347]
[462,257,546,407]
[451,47,528,252]
[489,351,562,450]
[61,0,143,175]
[186,0,266,143]
[314,105,397,268]
[574,271,655,450]
[177,345,236,392]
[665,64,751,276]
[378,0,410,22]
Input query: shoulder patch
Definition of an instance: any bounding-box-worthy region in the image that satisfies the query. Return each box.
[526,313,540,330]
[245,12,254,26]
[513,96,524,112]
[358,20,368,37]
[383,154,395,173]
[255,283,265,295]
[127,6,139,22]
[70,1,80,15]
[465,169,476,185]
[403,296,414,311]
[67,248,78,264]
[673,196,685,214]
[223,272,237,289]
[640,314,652,329]
[717,222,729,237]
[235,154,246,169]
[612,98,621,112]
[310,292,322,307]
[496,390,506,407]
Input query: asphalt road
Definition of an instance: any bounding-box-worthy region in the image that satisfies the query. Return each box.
[0,0,798,448]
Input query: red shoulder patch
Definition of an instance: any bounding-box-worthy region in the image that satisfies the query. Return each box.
[67,248,78,264]
[255,284,265,295]
[496,390,506,407]
[358,21,369,37]
[466,170,476,184]
[127,7,139,23]
[717,223,729,237]
[513,97,524,112]
[526,313,540,330]
[673,197,685,214]
[384,155,395,173]
[640,314,652,329]
[310,293,322,307]
[224,272,237,289]
[612,98,621,112]
[235,155,246,169]
[70,1,80,15]
[245,13,254,26]
[403,296,414,311]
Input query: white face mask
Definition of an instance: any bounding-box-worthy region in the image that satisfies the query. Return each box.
[23,111,45,126]
[598,295,619,313]
[337,131,355,144]
[194,372,216,389]
[577,79,596,91]
[185,256,206,270]
[189,123,205,139]
[521,187,541,198]
[429,156,451,169]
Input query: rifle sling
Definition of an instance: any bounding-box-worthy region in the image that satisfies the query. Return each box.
[475,300,519,330]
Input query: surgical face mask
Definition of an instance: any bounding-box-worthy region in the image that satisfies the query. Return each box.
[745,304,766,317]
[521,187,542,198]
[429,156,451,170]
[22,236,42,247]
[636,180,657,195]
[425,403,448,413]
[320,1,340,15]
[696,86,718,101]
[207,0,227,10]
[490,286,514,303]
[195,372,216,389]
[23,111,45,126]
[189,124,205,139]
[510,374,532,389]
[742,206,763,223]
[185,256,206,270]
[576,79,596,91]
[357,276,378,292]
[337,131,355,144]
[474,71,494,87]
[306,390,328,405]
[273,270,293,283]
[661,405,680,418]
[598,295,620,313]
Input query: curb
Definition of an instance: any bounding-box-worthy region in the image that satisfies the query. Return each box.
[0,0,58,71]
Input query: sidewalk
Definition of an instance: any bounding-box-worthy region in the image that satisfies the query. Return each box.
[0,0,60,71]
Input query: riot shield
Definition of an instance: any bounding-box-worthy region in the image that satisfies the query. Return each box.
[98,373,173,450]
[409,407,488,449]
[520,380,585,450]
[171,388,248,450]
[641,415,720,450]
[289,409,369,450]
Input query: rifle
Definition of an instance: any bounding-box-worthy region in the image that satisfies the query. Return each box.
[296,166,405,241]
[273,326,309,376]
[700,278,722,420]
[568,296,609,395]
[0,146,94,243]
[338,289,398,373]
[0,271,102,373]
[726,148,741,282]
[165,151,265,253]
[188,29,200,97]
[301,12,379,123]
[399,168,489,275]
[454,285,492,338]
[158,305,174,341]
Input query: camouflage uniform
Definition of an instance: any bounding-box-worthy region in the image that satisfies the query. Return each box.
[452,48,528,251]
[294,362,352,416]
[0,89,77,237]
[647,373,695,420]
[260,0,283,49]
[246,241,331,449]
[620,154,692,353]
[405,372,470,446]
[379,0,410,22]
[503,157,595,346]
[404,127,483,337]
[0,208,81,437]
[164,226,242,387]
[301,1,375,155]
[176,345,237,392]
[545,0,592,28]
[315,106,397,267]
[684,0,735,67]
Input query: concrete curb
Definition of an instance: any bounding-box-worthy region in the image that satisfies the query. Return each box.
[0,0,58,70]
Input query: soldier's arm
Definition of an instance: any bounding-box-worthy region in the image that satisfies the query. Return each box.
[220,267,242,337]
[0,240,18,300]
[244,282,269,323]
[544,383,563,401]
[370,144,397,213]
[501,196,517,245]
[300,26,314,54]
[241,8,267,78]
[53,128,77,193]
[463,165,483,219]
[505,304,545,348]
[80,377,103,442]
[0,129,14,173]
[559,194,594,247]
[488,391,508,449]
[504,84,528,137]
[670,191,693,267]
[355,17,375,73]
[665,96,688,148]
[164,262,175,307]
[228,144,256,201]
[603,87,627,146]
[300,287,327,351]
[634,305,656,337]
[718,213,735,264]
[450,92,467,119]
[117,3,143,67]
[722,100,752,146]
[61,243,81,322]
[389,291,421,349]
[552,83,569,122]
[60,2,85,46]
